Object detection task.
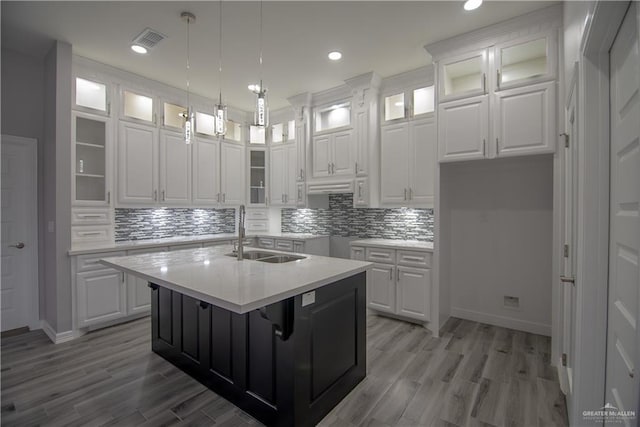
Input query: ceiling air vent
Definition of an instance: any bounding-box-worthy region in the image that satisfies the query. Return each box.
[132,28,167,51]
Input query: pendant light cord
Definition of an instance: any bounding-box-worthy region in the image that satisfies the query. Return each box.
[186,15,191,110]
[218,0,223,103]
[259,0,263,88]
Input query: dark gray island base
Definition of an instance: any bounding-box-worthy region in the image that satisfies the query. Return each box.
[149,272,366,427]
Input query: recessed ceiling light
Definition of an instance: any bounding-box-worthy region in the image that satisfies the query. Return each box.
[328,51,342,61]
[131,44,148,54]
[463,0,482,11]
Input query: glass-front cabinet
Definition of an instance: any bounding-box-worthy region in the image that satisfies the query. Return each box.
[74,77,109,115]
[248,149,266,205]
[121,88,155,124]
[314,102,351,133]
[494,31,557,90]
[383,86,435,123]
[438,49,488,102]
[163,101,186,129]
[271,120,295,144]
[72,111,111,205]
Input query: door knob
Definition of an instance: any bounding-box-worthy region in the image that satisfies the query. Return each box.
[9,242,25,249]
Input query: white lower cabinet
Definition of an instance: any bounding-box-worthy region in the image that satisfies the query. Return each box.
[352,244,432,325]
[126,247,167,315]
[77,269,126,327]
[369,263,396,313]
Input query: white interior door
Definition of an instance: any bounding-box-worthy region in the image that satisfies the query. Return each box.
[1,135,38,332]
[558,75,578,401]
[606,3,639,424]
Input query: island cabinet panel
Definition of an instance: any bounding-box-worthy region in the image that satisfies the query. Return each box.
[149,272,366,427]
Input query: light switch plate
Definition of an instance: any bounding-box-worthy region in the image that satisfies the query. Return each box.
[302,291,316,307]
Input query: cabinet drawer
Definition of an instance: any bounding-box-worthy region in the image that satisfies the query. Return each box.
[246,210,269,221]
[275,239,293,251]
[366,247,395,264]
[350,246,365,261]
[72,208,111,225]
[76,251,126,273]
[397,250,432,268]
[232,238,255,247]
[72,225,113,246]
[258,238,275,249]
[246,220,268,232]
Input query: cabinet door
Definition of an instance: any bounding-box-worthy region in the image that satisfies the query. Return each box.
[312,135,331,178]
[438,49,489,103]
[285,144,298,206]
[381,123,410,204]
[396,266,431,321]
[192,138,220,205]
[331,130,354,176]
[293,241,304,253]
[438,95,489,162]
[220,142,245,205]
[126,248,166,315]
[73,112,112,207]
[118,121,158,205]
[409,118,436,206]
[369,264,395,313]
[494,81,556,157]
[269,145,286,206]
[159,130,191,205]
[354,109,368,176]
[77,269,126,327]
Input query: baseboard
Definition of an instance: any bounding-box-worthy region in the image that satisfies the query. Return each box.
[450,307,551,336]
[40,320,84,344]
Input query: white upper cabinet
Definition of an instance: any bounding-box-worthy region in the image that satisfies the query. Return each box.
[220,141,245,205]
[311,130,354,178]
[192,137,220,205]
[195,111,216,137]
[383,85,435,124]
[438,95,489,162]
[159,130,191,205]
[248,149,266,205]
[270,143,298,206]
[121,89,155,124]
[381,117,436,206]
[117,120,158,205]
[74,77,109,115]
[494,31,557,91]
[438,49,488,103]
[72,111,112,206]
[249,125,266,145]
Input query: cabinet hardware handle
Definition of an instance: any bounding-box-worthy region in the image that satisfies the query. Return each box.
[216,193,220,203]
[8,242,25,249]
[630,369,635,378]
[77,214,103,219]
[332,162,335,175]
[482,139,486,156]
[153,113,157,124]
[355,161,359,173]
[300,168,304,180]
[496,138,499,156]
[402,256,424,262]
[121,272,125,282]
[483,73,487,94]
[162,190,166,201]
[409,188,413,200]
[358,182,363,199]
[389,269,393,280]
[497,70,501,89]
[328,163,331,175]
[560,276,575,285]
[107,191,111,204]
[78,231,102,236]
[153,190,157,201]
[199,301,210,309]
[222,193,226,203]
[404,188,407,201]
[107,102,111,116]
[147,283,159,290]
[397,268,400,281]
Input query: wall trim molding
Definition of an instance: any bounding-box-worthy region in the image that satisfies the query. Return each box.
[41,320,82,344]
[450,307,552,336]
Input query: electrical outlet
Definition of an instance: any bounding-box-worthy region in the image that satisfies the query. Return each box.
[504,295,520,310]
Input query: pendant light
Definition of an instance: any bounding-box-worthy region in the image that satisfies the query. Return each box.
[252,0,268,127]
[213,0,227,136]
[181,11,195,144]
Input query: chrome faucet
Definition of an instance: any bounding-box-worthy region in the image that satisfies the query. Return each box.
[237,205,246,260]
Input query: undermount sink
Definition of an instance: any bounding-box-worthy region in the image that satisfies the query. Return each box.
[225,251,306,263]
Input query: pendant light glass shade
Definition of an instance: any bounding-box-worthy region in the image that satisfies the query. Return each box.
[213,0,228,136]
[183,108,194,144]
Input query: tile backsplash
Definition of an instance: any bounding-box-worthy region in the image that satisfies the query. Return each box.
[115,208,235,241]
[282,194,434,241]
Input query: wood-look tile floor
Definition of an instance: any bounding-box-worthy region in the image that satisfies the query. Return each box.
[1,315,568,427]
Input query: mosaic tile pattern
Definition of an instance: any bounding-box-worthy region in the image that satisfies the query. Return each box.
[282,194,434,241]
[115,208,235,241]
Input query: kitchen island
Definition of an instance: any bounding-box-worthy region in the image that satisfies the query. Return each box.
[101,245,371,427]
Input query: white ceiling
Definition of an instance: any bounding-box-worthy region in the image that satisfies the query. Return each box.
[1,1,556,111]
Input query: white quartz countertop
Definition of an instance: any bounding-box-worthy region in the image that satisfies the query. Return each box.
[350,239,434,251]
[99,245,371,313]
[69,233,329,255]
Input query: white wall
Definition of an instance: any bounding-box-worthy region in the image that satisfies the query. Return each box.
[441,155,553,335]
